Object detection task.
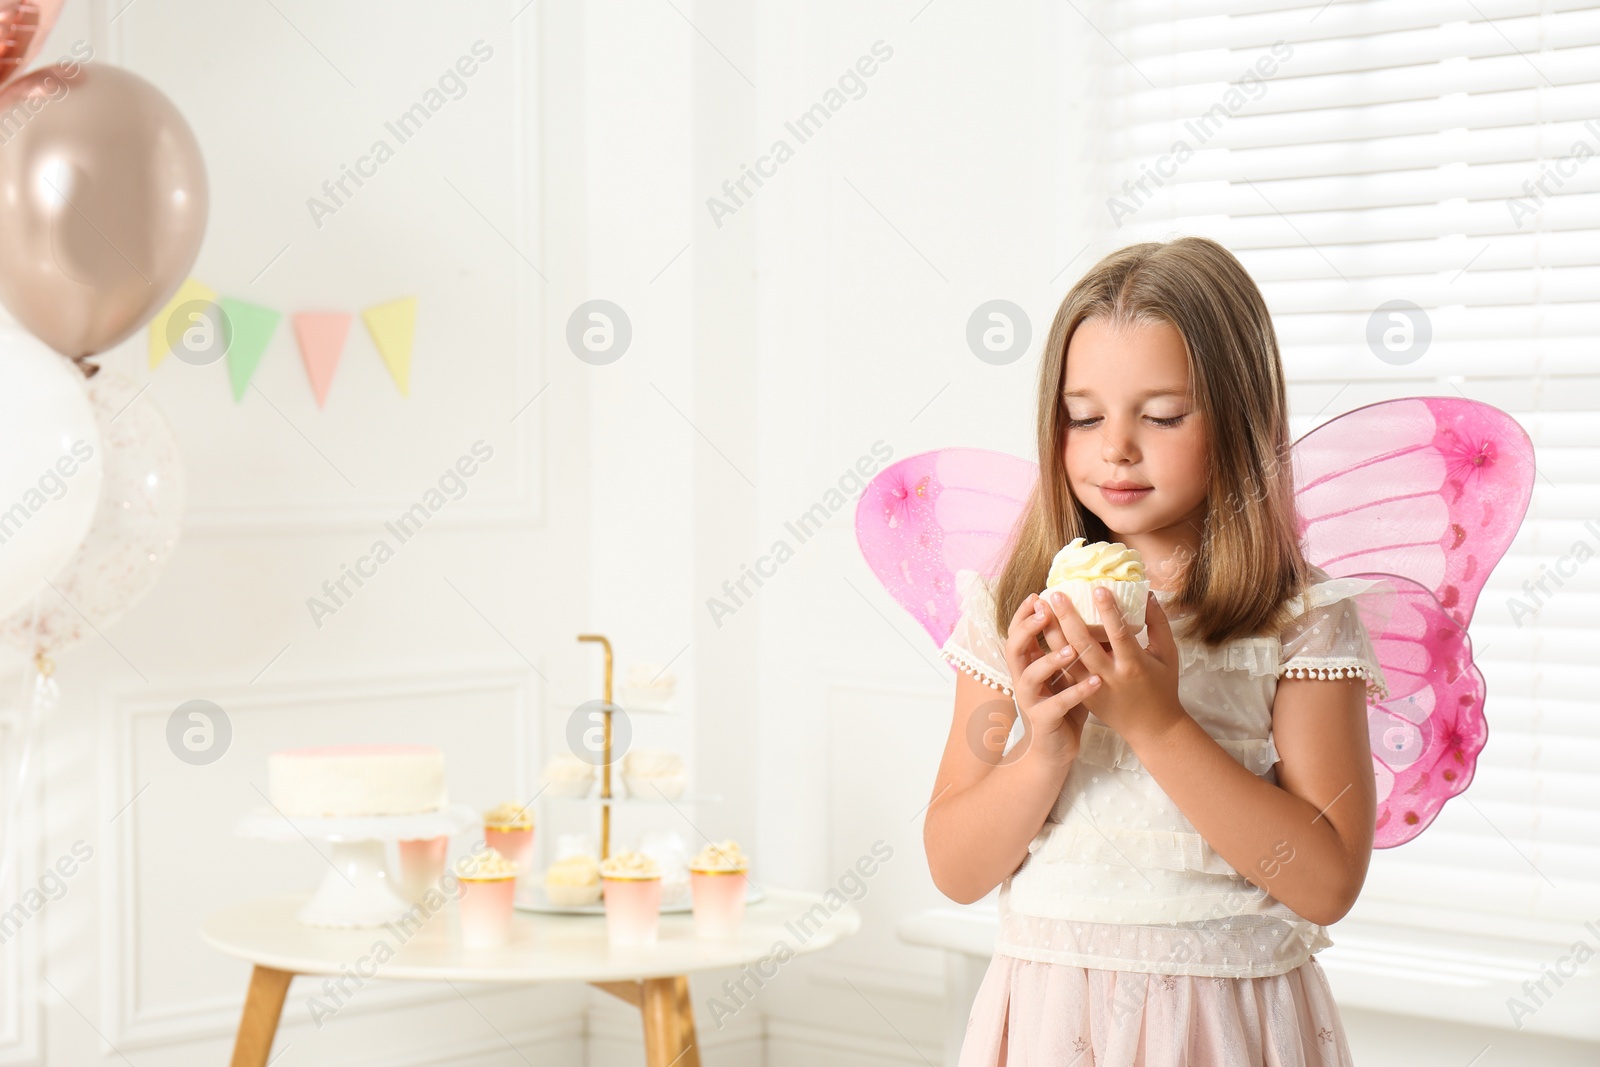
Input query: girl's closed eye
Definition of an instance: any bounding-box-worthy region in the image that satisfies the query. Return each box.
[1064,412,1190,429]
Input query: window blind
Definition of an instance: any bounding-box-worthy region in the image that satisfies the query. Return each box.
[1096,0,1600,941]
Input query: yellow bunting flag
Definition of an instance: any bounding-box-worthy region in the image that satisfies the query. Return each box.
[361,296,416,397]
[147,278,217,369]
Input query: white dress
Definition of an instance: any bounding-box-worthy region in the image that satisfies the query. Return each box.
[939,567,1388,1066]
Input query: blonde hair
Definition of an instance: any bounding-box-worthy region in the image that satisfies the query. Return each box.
[992,236,1308,646]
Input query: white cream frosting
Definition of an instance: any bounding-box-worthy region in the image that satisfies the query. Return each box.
[690,839,748,872]
[599,849,661,879]
[455,846,521,880]
[542,753,595,782]
[483,801,535,827]
[1046,537,1146,585]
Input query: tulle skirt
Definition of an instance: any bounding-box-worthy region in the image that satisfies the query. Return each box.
[958,951,1355,1067]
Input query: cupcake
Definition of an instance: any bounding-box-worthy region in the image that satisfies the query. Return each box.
[483,801,536,873]
[1040,537,1148,636]
[620,749,687,800]
[620,663,677,710]
[688,839,749,938]
[599,849,663,947]
[543,853,602,907]
[453,847,522,948]
[541,753,596,798]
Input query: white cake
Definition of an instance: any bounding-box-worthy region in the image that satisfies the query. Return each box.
[268,744,446,817]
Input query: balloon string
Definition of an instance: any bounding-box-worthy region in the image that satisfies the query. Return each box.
[0,594,49,897]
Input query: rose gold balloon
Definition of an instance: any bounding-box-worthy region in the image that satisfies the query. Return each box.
[0,62,207,369]
[0,0,64,88]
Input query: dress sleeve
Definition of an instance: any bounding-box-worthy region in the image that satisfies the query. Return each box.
[1277,576,1391,702]
[939,569,1015,698]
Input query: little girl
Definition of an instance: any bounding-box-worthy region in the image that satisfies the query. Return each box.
[928,236,1386,1066]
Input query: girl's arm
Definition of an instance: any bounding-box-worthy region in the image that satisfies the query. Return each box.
[923,671,1074,904]
[925,592,1102,905]
[1124,675,1376,927]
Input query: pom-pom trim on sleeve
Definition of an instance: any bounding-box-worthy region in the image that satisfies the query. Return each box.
[939,647,1014,698]
[1276,658,1389,702]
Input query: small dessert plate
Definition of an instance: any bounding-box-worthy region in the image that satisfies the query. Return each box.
[513,880,765,915]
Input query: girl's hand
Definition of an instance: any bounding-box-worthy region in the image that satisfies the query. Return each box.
[1003,592,1102,764]
[1043,588,1185,747]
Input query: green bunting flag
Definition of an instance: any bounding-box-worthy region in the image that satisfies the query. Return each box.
[219,298,281,402]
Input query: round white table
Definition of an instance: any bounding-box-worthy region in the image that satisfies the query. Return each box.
[203,887,860,1067]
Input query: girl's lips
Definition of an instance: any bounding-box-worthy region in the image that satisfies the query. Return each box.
[1098,484,1153,506]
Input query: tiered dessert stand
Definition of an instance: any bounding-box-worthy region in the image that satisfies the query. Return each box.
[514,634,763,915]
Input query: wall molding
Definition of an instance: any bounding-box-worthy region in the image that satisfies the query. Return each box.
[0,717,42,1066]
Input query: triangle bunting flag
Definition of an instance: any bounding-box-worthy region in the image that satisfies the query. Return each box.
[147,277,217,369]
[362,296,416,397]
[219,298,282,402]
[292,312,352,408]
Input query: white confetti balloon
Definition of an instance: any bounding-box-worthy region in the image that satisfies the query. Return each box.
[1,371,184,661]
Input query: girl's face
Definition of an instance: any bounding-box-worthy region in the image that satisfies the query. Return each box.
[1061,316,1209,545]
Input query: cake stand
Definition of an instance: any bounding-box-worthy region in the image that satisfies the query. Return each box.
[233,803,478,928]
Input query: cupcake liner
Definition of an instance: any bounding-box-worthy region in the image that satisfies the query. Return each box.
[689,869,747,938]
[484,826,535,873]
[1042,577,1148,630]
[602,876,663,946]
[458,877,517,948]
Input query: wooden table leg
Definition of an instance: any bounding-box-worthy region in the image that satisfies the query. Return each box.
[641,975,700,1067]
[230,965,295,1067]
[672,975,701,1067]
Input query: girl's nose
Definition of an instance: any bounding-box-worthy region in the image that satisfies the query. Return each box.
[1100,419,1139,465]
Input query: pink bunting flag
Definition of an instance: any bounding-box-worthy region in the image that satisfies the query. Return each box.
[292,311,352,408]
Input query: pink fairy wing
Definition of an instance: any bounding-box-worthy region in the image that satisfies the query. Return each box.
[854,448,1038,648]
[1292,397,1534,848]
[1293,396,1534,628]
[1347,573,1488,848]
